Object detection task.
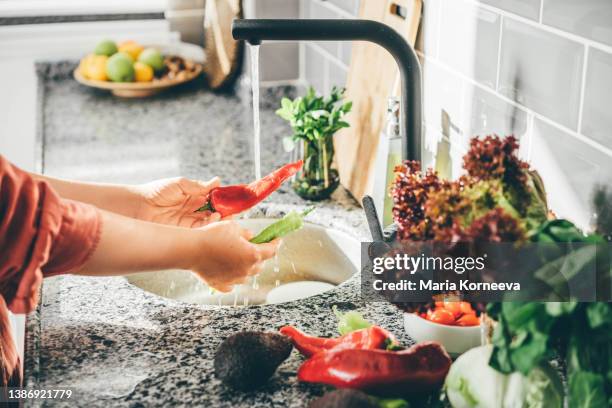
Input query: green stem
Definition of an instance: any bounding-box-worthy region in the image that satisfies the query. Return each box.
[321,138,329,188]
[195,200,213,212]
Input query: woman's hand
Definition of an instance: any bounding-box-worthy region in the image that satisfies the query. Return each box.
[189,220,280,292]
[135,177,221,228]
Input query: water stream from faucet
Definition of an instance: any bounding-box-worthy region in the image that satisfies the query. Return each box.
[248,44,263,296]
[250,44,262,180]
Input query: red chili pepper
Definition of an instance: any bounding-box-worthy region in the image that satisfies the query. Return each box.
[297,341,451,394]
[197,160,303,217]
[279,325,396,357]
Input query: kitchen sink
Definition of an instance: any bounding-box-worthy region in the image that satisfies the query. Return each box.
[125,219,360,305]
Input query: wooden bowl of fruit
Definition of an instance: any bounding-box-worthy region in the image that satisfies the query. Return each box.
[74,40,204,98]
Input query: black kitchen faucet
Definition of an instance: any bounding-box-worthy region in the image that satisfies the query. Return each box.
[232,19,423,241]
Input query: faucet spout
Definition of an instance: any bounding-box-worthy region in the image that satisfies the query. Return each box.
[232,18,422,162]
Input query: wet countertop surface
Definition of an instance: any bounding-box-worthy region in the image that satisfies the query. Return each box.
[27,62,410,407]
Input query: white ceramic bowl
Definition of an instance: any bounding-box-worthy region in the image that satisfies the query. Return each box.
[403,312,482,356]
[266,281,336,304]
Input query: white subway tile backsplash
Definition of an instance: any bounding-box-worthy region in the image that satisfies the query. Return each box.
[310,0,342,57]
[297,0,612,219]
[305,44,325,93]
[260,43,300,82]
[582,48,612,147]
[530,118,612,229]
[327,0,358,15]
[254,0,300,18]
[462,84,529,141]
[300,0,309,19]
[438,0,501,88]
[499,18,584,130]
[543,0,612,47]
[422,126,441,170]
[339,41,352,66]
[416,0,441,58]
[421,59,464,134]
[247,0,300,82]
[328,58,348,89]
[479,0,541,21]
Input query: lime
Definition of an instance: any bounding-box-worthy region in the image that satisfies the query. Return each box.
[94,40,118,56]
[138,48,164,71]
[105,53,135,82]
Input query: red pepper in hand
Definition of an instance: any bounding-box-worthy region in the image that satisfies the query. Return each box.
[297,342,451,394]
[279,325,397,357]
[197,160,303,217]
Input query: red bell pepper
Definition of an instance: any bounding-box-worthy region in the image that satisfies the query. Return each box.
[197,160,303,217]
[297,341,451,394]
[279,325,397,357]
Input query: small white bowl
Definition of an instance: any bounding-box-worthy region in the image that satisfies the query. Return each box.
[403,312,482,356]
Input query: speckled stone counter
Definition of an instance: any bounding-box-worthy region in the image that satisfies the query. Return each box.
[26,62,410,407]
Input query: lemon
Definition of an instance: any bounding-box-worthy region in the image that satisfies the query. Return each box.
[134,61,154,82]
[106,53,135,82]
[79,54,108,80]
[138,48,164,72]
[94,39,118,56]
[118,40,144,60]
[88,55,109,81]
[79,54,95,78]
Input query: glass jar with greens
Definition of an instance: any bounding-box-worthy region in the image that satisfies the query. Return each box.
[276,87,352,200]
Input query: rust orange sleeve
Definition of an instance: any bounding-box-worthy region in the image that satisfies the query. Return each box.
[0,155,102,313]
[0,155,102,387]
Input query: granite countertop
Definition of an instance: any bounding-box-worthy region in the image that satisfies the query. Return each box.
[26,62,410,407]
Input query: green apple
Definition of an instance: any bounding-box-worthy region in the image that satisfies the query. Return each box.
[105,53,135,82]
[94,39,118,56]
[138,47,164,71]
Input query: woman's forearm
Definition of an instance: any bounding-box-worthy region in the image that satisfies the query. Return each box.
[77,209,195,276]
[31,174,141,218]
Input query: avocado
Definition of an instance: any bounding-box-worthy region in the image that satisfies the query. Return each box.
[214,331,292,390]
[309,389,377,408]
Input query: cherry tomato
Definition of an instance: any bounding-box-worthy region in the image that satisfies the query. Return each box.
[427,309,456,325]
[458,301,474,314]
[456,313,480,326]
[442,301,463,318]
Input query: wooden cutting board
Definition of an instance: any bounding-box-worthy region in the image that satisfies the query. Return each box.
[334,0,422,202]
